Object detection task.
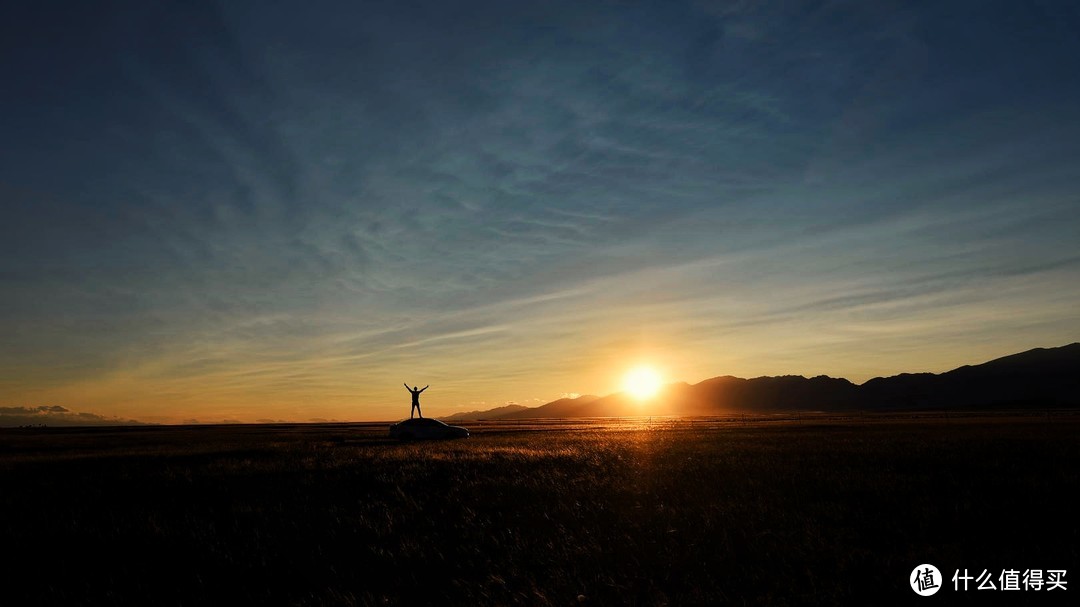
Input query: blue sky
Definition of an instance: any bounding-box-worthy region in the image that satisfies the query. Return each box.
[2,0,1079,422]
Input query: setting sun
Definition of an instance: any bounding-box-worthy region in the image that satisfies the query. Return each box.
[623,366,662,400]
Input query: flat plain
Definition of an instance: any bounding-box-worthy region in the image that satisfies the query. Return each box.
[2,413,1077,605]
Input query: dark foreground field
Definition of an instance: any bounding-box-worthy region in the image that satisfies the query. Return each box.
[2,415,1078,606]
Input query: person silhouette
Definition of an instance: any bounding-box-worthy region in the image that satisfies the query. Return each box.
[404,383,429,418]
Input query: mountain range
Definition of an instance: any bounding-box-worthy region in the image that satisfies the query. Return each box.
[444,343,1080,420]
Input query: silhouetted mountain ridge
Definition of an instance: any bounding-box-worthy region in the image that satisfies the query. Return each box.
[443,343,1080,419]
[443,403,531,421]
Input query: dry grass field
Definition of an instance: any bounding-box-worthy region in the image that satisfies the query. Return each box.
[2,414,1077,605]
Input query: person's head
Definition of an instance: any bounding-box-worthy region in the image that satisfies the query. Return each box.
[413,386,418,391]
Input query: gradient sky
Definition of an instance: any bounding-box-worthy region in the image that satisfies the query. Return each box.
[2,0,1079,423]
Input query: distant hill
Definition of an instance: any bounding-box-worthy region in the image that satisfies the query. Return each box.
[497,395,601,419]
[860,343,1080,409]
[443,403,532,421]
[442,343,1080,419]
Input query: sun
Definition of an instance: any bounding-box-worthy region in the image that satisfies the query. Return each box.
[623,366,662,400]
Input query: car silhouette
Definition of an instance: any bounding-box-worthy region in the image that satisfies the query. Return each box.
[389,417,470,440]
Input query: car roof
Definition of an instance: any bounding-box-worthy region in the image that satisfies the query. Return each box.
[401,418,448,427]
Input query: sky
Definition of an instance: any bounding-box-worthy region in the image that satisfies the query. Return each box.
[2,0,1079,424]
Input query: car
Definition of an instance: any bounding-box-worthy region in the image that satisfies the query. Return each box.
[389,417,470,440]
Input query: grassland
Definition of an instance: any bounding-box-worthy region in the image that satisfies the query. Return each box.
[2,414,1078,605]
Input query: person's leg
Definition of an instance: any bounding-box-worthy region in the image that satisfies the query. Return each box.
[417,405,423,418]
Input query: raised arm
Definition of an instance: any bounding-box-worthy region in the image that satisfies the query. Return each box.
[420,385,429,392]
[404,383,411,391]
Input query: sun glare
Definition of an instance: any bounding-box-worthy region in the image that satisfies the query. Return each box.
[623,366,662,400]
